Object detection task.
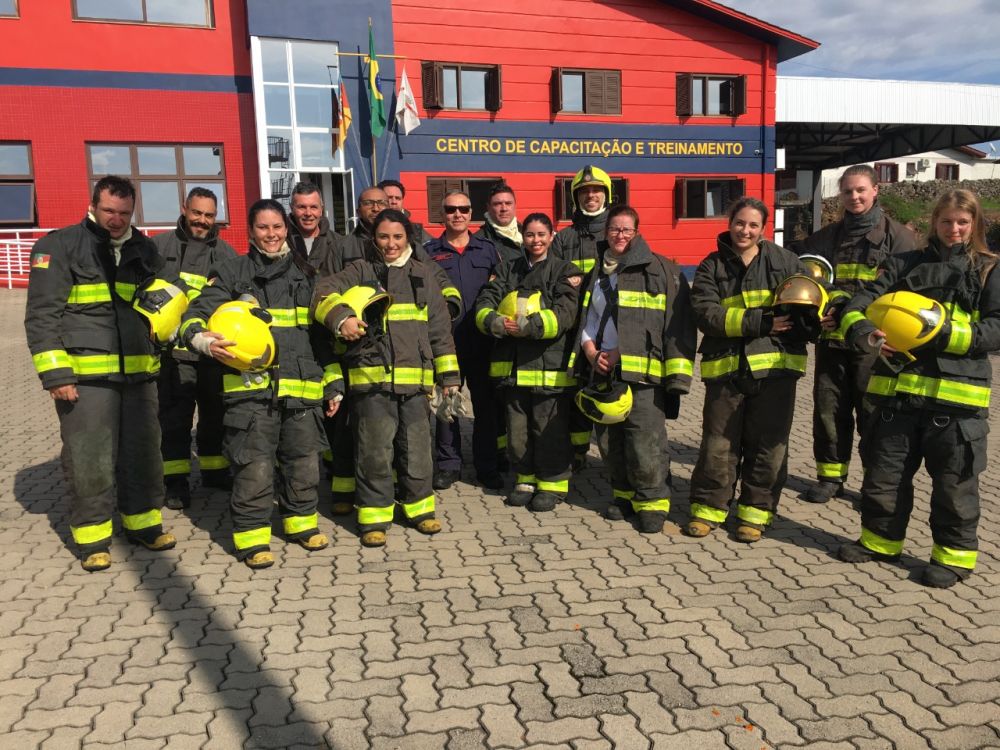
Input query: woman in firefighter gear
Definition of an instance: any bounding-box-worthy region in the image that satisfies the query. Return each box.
[181,199,335,569]
[837,189,1000,589]
[686,197,823,544]
[572,205,696,534]
[799,165,916,503]
[474,213,582,512]
[312,209,460,548]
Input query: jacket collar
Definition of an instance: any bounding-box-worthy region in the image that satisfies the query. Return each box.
[608,234,654,270]
[247,244,293,280]
[290,215,331,240]
[571,208,608,237]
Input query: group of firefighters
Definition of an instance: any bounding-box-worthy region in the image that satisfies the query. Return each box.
[24,162,998,590]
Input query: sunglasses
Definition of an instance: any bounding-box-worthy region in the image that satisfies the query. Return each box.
[444,205,472,215]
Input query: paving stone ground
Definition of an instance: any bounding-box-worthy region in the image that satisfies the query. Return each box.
[3,287,1000,749]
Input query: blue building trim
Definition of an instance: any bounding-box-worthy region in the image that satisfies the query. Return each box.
[0,67,252,94]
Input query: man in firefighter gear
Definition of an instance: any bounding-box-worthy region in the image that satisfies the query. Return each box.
[837,189,999,589]
[798,164,916,503]
[475,213,582,512]
[181,199,334,569]
[25,176,177,571]
[153,187,237,509]
[475,182,524,268]
[426,190,504,491]
[312,209,460,547]
[553,165,614,469]
[288,181,343,270]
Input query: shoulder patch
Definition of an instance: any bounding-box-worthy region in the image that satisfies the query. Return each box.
[567,275,582,288]
[31,253,50,270]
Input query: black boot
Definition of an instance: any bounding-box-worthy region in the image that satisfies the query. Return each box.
[803,481,842,504]
[164,478,191,510]
[921,562,966,589]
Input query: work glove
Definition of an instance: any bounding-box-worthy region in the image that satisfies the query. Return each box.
[448,389,468,420]
[489,314,508,338]
[188,331,215,358]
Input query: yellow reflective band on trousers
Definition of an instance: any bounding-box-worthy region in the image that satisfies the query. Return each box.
[514,369,576,388]
[572,258,596,273]
[868,373,990,409]
[690,502,727,524]
[620,354,693,380]
[613,488,635,500]
[314,293,342,324]
[331,476,356,493]
[387,303,428,322]
[223,372,270,394]
[618,291,666,310]
[121,508,162,532]
[724,308,745,337]
[179,272,208,291]
[475,306,493,333]
[632,498,670,513]
[538,309,559,339]
[570,430,591,447]
[835,263,878,282]
[496,434,508,450]
[516,474,537,485]
[536,479,569,493]
[200,455,229,470]
[33,349,71,374]
[860,527,904,556]
[358,505,395,525]
[349,366,434,388]
[67,283,112,304]
[283,513,319,535]
[276,378,323,401]
[322,363,343,386]
[435,354,459,375]
[817,461,848,479]
[721,289,773,309]
[747,352,805,374]
[737,504,773,526]
[267,307,311,327]
[71,519,113,546]
[115,281,138,301]
[163,459,191,476]
[944,321,972,355]
[401,495,435,519]
[233,526,271,551]
[931,544,977,569]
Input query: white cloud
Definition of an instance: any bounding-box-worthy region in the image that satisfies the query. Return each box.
[719,0,1000,84]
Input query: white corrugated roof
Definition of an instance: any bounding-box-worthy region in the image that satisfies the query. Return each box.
[777,76,1000,125]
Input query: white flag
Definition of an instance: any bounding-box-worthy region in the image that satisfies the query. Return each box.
[395,68,421,136]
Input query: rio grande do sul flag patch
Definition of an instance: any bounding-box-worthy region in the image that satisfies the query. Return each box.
[31,253,50,269]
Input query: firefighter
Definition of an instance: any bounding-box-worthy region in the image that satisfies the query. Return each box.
[686,197,825,543]
[181,199,335,569]
[475,182,524,267]
[837,189,1000,588]
[474,213,582,511]
[24,175,177,571]
[154,187,237,509]
[553,165,614,469]
[312,209,460,547]
[799,164,916,503]
[572,205,696,534]
[288,181,343,269]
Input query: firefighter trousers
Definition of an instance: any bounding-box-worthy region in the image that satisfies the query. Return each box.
[355,391,436,532]
[812,343,878,483]
[504,387,573,498]
[223,400,327,559]
[857,405,986,572]
[689,376,797,528]
[56,380,166,556]
[157,356,228,483]
[594,384,671,513]
[435,348,497,475]
[326,395,356,505]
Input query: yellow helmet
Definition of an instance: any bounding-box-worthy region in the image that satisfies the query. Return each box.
[865,291,946,357]
[207,300,275,372]
[497,290,543,320]
[575,380,633,425]
[570,165,612,211]
[340,284,393,329]
[798,254,835,285]
[773,274,829,318]
[133,278,189,344]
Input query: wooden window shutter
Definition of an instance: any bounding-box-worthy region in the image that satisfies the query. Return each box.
[551,68,563,113]
[557,178,572,220]
[612,177,628,206]
[674,179,687,219]
[675,73,692,117]
[604,70,622,115]
[584,70,605,114]
[486,65,502,112]
[421,61,441,109]
[426,178,447,223]
[732,76,747,116]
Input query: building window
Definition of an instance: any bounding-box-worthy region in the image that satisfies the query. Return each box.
[0,1,18,18]
[874,162,899,183]
[675,178,744,219]
[936,163,959,180]
[905,162,917,178]
[552,69,621,115]
[426,177,502,224]
[88,143,227,225]
[676,74,746,117]
[0,142,35,225]
[556,177,629,221]
[73,0,213,27]
[422,62,502,112]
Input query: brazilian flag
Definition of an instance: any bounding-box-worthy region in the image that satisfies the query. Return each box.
[368,23,387,138]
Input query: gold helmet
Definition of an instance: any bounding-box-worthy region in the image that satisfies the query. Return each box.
[207,300,275,372]
[798,254,835,285]
[497,290,543,320]
[865,291,946,358]
[133,278,189,344]
[575,379,633,425]
[773,274,829,318]
[570,165,612,211]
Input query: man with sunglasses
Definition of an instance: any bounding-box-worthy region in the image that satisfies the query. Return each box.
[426,190,503,491]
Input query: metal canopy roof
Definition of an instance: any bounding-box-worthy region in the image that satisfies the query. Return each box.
[776,76,1000,171]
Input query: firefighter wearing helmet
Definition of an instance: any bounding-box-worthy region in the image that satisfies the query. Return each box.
[837,189,1000,589]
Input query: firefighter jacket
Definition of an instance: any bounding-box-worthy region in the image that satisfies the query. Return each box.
[425,232,500,353]
[289,216,342,274]
[474,254,582,391]
[552,208,608,277]
[840,238,1000,416]
[311,254,460,397]
[153,217,237,362]
[475,221,524,268]
[692,233,811,382]
[180,246,336,409]
[569,236,695,392]
[800,210,916,346]
[26,217,165,390]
